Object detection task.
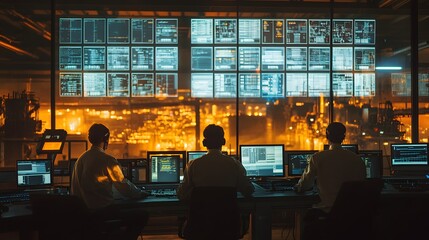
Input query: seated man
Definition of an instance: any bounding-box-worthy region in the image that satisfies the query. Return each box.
[71,123,149,240]
[177,124,254,239]
[294,122,366,239]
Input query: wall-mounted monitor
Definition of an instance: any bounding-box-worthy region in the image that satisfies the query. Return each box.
[214,47,237,71]
[286,19,307,44]
[308,73,330,97]
[36,129,67,155]
[191,19,213,44]
[83,18,106,44]
[354,19,376,44]
[191,47,213,71]
[239,47,260,71]
[214,19,237,44]
[308,47,330,71]
[107,46,130,70]
[240,144,285,178]
[332,47,353,71]
[239,73,261,98]
[131,47,154,70]
[155,19,178,44]
[261,47,285,71]
[131,18,154,44]
[262,19,284,44]
[60,73,82,97]
[354,47,375,71]
[191,73,214,98]
[59,46,82,70]
[107,73,130,97]
[286,47,307,71]
[155,47,178,71]
[332,73,353,97]
[131,73,154,97]
[107,18,130,44]
[83,73,106,97]
[261,73,284,98]
[83,46,106,70]
[354,73,375,97]
[286,73,307,97]
[214,73,237,98]
[155,73,178,97]
[239,19,261,44]
[332,19,353,44]
[309,19,330,44]
[59,18,82,44]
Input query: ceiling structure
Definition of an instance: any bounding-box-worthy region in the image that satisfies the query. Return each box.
[0,0,428,84]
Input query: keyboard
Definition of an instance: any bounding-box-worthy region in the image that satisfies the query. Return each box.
[139,184,179,197]
[0,191,30,203]
[384,177,429,192]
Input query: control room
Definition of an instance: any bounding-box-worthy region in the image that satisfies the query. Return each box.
[1,0,429,240]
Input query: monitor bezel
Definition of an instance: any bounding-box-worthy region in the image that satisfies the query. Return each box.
[148,155,181,184]
[239,144,285,178]
[285,150,318,178]
[36,129,67,155]
[16,159,53,189]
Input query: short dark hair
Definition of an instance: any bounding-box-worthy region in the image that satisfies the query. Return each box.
[326,122,346,144]
[88,123,110,145]
[203,124,225,149]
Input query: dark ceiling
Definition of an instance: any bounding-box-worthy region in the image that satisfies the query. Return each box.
[0,0,428,83]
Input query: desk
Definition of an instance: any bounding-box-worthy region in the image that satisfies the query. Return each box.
[118,190,319,240]
[0,190,319,240]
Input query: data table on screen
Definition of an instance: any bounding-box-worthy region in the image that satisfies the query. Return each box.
[286,73,307,97]
[59,18,82,44]
[107,73,130,97]
[239,73,261,98]
[214,73,237,98]
[59,46,82,70]
[215,19,237,44]
[83,46,106,70]
[308,73,330,97]
[191,19,213,44]
[131,18,154,44]
[84,18,106,44]
[60,73,82,97]
[286,19,307,44]
[332,73,353,97]
[191,73,214,98]
[83,73,106,97]
[332,19,353,44]
[131,47,154,70]
[261,73,284,98]
[262,19,284,44]
[131,73,154,97]
[286,47,307,71]
[261,47,285,71]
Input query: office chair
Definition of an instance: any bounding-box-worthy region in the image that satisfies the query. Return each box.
[30,194,92,240]
[302,179,384,240]
[182,186,241,240]
[31,194,145,240]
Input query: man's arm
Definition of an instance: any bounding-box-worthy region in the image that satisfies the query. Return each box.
[236,161,254,198]
[294,155,317,192]
[177,162,193,201]
[108,163,148,199]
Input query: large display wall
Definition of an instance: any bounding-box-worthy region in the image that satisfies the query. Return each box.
[58,18,376,98]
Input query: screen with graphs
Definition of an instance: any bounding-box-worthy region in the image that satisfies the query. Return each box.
[59,17,376,98]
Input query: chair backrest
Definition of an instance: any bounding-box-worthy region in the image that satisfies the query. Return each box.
[327,179,384,239]
[184,186,241,240]
[30,194,91,240]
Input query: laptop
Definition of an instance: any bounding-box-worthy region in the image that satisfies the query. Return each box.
[16,159,53,194]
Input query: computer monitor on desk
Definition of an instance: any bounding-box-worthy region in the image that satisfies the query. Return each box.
[240,144,285,179]
[147,151,186,181]
[16,159,53,189]
[286,150,318,178]
[390,143,429,177]
[187,151,207,163]
[323,144,358,153]
[149,155,181,184]
[359,150,383,178]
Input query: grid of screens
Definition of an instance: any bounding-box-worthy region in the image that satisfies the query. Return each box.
[323,144,359,153]
[191,18,376,98]
[359,150,383,178]
[59,18,178,97]
[240,144,285,177]
[286,150,318,177]
[60,18,376,99]
[17,160,52,188]
[149,155,180,183]
[390,143,429,166]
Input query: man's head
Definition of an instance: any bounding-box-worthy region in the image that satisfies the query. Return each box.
[202,124,226,149]
[326,122,346,144]
[88,123,110,148]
